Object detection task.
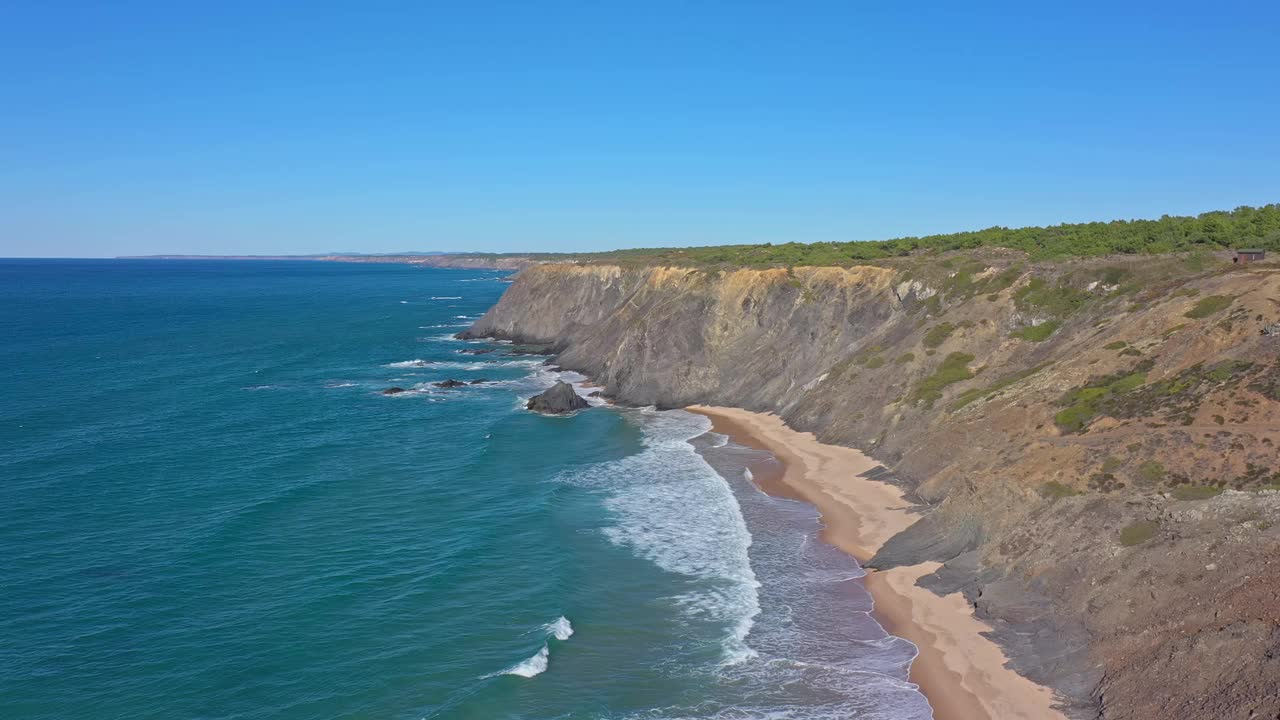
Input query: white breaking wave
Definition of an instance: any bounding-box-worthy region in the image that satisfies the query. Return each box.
[418,323,468,329]
[496,616,573,679]
[545,616,573,640]
[385,359,430,368]
[385,359,543,371]
[502,645,549,678]
[558,410,761,665]
[430,296,463,300]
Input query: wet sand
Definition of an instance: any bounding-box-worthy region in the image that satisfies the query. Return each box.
[688,405,1066,720]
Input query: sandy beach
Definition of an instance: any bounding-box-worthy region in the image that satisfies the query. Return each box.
[688,405,1066,720]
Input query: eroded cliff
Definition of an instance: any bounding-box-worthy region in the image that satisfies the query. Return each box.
[463,254,1280,719]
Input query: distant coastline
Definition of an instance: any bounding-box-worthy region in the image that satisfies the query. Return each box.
[115,253,539,270]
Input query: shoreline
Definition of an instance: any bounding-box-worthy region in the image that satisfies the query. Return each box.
[688,405,1066,720]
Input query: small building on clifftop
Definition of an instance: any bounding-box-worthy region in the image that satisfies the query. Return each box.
[1234,249,1266,264]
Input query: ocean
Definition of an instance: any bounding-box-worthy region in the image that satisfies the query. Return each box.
[0,260,931,720]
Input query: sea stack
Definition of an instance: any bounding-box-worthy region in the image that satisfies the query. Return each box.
[526,381,589,414]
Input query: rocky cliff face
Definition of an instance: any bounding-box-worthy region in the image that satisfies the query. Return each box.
[463,254,1280,719]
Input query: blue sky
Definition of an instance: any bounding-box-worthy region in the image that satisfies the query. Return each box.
[2,1,1277,257]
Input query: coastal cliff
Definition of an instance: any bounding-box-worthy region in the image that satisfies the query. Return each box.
[463,255,1280,719]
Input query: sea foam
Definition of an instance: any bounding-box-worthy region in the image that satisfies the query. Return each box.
[384,359,541,370]
[559,410,761,664]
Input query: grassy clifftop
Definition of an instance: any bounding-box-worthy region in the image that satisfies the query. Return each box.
[428,204,1280,268]
[586,203,1280,265]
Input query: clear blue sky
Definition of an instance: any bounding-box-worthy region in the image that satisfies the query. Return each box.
[2,1,1277,257]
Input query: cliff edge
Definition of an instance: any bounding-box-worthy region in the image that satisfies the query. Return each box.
[462,253,1280,719]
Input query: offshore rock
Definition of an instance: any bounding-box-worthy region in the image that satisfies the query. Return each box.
[526,381,589,414]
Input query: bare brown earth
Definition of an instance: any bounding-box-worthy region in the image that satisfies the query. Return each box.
[462,252,1280,719]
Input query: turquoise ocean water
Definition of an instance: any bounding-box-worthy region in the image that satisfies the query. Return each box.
[1,260,931,719]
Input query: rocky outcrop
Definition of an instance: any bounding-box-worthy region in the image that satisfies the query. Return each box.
[526,381,589,414]
[381,387,407,395]
[433,379,467,388]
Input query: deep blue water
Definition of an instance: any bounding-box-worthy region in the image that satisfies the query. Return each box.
[0,260,930,719]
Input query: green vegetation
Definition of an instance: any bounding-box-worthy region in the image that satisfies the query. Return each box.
[1109,371,1149,393]
[922,323,956,348]
[1184,295,1234,319]
[910,352,975,407]
[1056,358,1255,432]
[1039,481,1080,500]
[865,356,886,369]
[1011,320,1061,342]
[895,352,915,364]
[1208,361,1245,382]
[1007,275,1092,340]
[1120,520,1159,547]
[1089,472,1125,492]
[1099,266,1130,285]
[985,264,1024,293]
[950,363,1051,410]
[1054,361,1154,433]
[1248,362,1280,401]
[1136,461,1166,487]
[549,204,1280,266]
[828,356,857,378]
[1172,485,1223,501]
[1103,340,1128,350]
[1013,277,1090,317]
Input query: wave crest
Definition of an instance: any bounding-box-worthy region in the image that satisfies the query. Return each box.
[545,616,573,641]
[496,616,573,679]
[503,645,549,678]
